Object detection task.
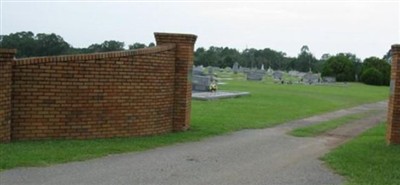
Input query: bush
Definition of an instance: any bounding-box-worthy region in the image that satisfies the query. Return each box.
[360,68,383,85]
[321,55,355,82]
[361,57,390,86]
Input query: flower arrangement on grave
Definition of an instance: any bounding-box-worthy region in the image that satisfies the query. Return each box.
[209,81,217,93]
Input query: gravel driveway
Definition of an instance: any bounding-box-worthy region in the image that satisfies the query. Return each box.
[0,101,387,185]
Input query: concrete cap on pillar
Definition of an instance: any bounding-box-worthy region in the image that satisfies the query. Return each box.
[154,32,197,45]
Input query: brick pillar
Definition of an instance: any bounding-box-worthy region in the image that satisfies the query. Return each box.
[0,49,16,142]
[387,44,400,144]
[154,32,197,131]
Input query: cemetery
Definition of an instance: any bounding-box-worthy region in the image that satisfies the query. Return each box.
[0,28,398,184]
[0,1,398,184]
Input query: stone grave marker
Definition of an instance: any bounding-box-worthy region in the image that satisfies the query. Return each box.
[192,75,212,91]
[233,62,239,74]
[247,70,264,81]
[322,76,336,83]
[302,72,320,84]
[272,71,283,80]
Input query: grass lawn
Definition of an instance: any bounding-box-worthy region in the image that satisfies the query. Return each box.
[0,75,389,170]
[289,111,377,137]
[322,124,400,185]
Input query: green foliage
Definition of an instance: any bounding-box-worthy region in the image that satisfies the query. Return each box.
[361,57,390,86]
[289,111,374,137]
[0,31,152,57]
[290,45,319,72]
[323,124,400,185]
[322,54,356,82]
[128,42,147,49]
[35,33,71,56]
[0,32,70,57]
[360,68,384,85]
[88,40,125,52]
[0,75,389,170]
[194,46,293,70]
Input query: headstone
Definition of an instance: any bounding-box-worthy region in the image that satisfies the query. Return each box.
[193,66,206,76]
[302,72,320,84]
[261,64,265,70]
[267,67,273,74]
[247,69,265,81]
[288,70,299,76]
[322,76,336,83]
[241,67,251,74]
[192,75,212,91]
[208,66,213,75]
[233,62,239,74]
[272,71,283,80]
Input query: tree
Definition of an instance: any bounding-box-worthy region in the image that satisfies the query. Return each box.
[320,53,331,61]
[0,31,36,57]
[301,45,309,53]
[88,40,125,52]
[292,45,318,72]
[383,49,392,64]
[0,32,71,57]
[194,47,206,66]
[360,68,383,85]
[35,33,71,56]
[321,54,355,82]
[128,42,147,50]
[360,57,390,85]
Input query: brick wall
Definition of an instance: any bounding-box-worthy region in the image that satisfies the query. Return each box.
[155,33,197,131]
[0,32,197,142]
[387,44,400,144]
[0,49,16,142]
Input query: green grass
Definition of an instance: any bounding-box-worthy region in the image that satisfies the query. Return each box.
[322,124,400,185]
[0,75,389,170]
[289,111,376,137]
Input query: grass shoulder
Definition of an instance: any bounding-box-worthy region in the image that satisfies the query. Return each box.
[322,124,400,185]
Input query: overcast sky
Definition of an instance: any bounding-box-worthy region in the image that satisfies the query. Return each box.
[1,0,399,59]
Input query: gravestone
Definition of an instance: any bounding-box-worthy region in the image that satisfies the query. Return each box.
[247,70,264,81]
[233,62,239,74]
[207,66,213,75]
[267,67,273,75]
[288,70,299,77]
[272,71,283,80]
[322,76,336,83]
[302,72,320,84]
[193,66,205,76]
[192,75,212,91]
[241,67,250,74]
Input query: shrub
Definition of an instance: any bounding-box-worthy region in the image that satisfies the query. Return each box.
[360,68,383,85]
[361,57,390,86]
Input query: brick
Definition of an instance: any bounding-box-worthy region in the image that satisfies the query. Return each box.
[387,44,400,144]
[1,32,196,142]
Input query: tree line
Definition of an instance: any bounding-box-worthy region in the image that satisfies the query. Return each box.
[0,31,154,58]
[0,31,391,86]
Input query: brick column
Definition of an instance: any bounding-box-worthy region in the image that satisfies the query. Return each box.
[387,44,400,144]
[154,32,197,131]
[0,49,16,142]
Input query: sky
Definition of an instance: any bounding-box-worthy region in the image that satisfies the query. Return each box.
[1,0,399,60]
